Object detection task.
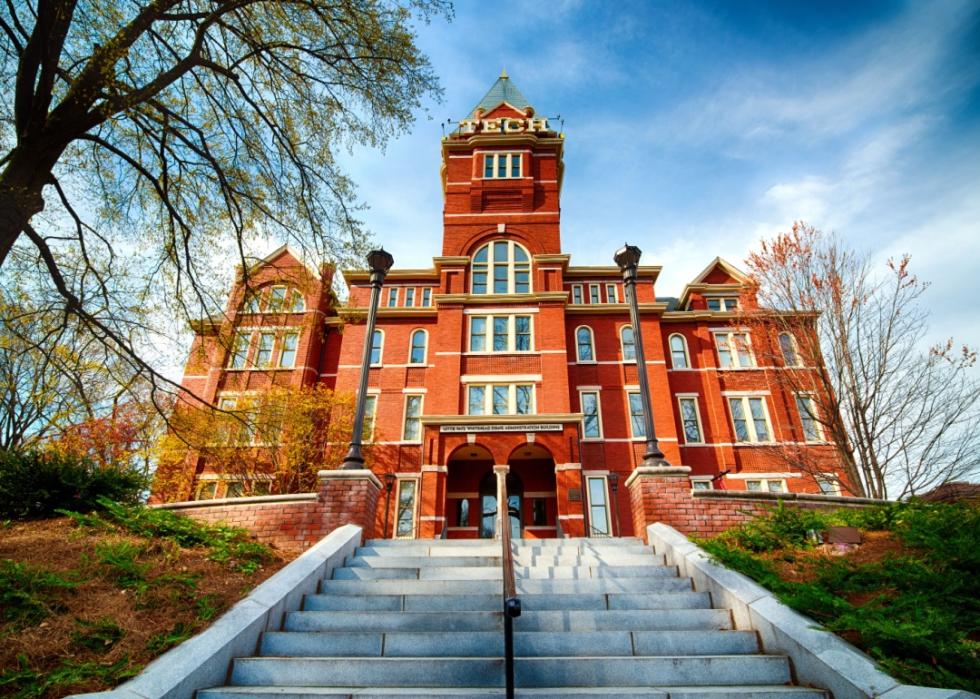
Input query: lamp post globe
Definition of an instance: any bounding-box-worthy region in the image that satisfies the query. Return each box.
[340,248,394,470]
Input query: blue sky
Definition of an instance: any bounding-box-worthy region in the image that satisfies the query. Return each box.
[334,0,980,348]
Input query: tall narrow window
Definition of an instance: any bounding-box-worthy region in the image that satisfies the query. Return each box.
[289,290,305,312]
[471,241,531,294]
[278,332,299,368]
[796,395,823,442]
[492,385,509,415]
[457,498,470,527]
[402,395,423,441]
[587,477,610,537]
[669,334,689,369]
[515,384,533,415]
[678,396,703,443]
[467,386,486,415]
[243,292,261,314]
[422,288,432,307]
[370,330,383,366]
[715,331,753,368]
[362,395,377,442]
[470,317,487,351]
[589,284,600,304]
[395,479,418,538]
[267,286,287,312]
[779,332,800,366]
[576,326,595,362]
[404,288,415,307]
[581,391,601,439]
[605,284,617,303]
[571,285,583,304]
[621,327,636,362]
[628,393,646,438]
[493,316,508,351]
[484,155,494,178]
[728,396,772,443]
[255,333,275,367]
[483,153,521,179]
[515,316,531,351]
[229,331,251,369]
[387,288,398,307]
[409,330,426,364]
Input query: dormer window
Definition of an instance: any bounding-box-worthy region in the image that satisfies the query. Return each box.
[707,297,738,312]
[471,240,531,294]
[483,152,521,179]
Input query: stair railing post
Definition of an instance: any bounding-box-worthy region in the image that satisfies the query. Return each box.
[494,464,521,699]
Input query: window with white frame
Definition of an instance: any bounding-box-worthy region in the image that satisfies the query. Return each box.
[691,478,713,491]
[589,284,600,304]
[362,394,378,442]
[816,476,841,495]
[387,288,398,307]
[422,288,432,307]
[677,396,704,444]
[620,326,636,362]
[714,331,754,368]
[402,394,423,441]
[278,332,299,368]
[669,333,689,368]
[586,476,611,537]
[471,241,531,294]
[707,297,738,312]
[409,329,427,364]
[795,395,823,442]
[628,392,646,439]
[405,288,415,307]
[576,326,595,362]
[395,478,418,538]
[267,286,287,312]
[779,332,801,366]
[580,391,602,439]
[468,315,532,352]
[605,283,617,303]
[288,290,305,313]
[229,331,251,369]
[243,292,261,314]
[746,478,785,493]
[571,284,583,304]
[483,152,521,179]
[370,330,384,366]
[466,383,534,416]
[255,332,275,367]
[728,396,773,443]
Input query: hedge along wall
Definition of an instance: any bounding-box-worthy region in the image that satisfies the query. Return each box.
[626,466,881,540]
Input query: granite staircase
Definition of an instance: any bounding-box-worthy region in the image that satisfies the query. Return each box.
[200,537,826,698]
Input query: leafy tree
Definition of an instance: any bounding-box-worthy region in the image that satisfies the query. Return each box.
[0,0,448,398]
[742,222,980,499]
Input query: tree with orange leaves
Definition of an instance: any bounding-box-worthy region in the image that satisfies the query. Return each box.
[742,222,979,499]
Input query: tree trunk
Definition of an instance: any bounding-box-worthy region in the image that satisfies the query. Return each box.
[0,144,63,267]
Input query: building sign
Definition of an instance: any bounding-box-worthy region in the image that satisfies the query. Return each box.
[457,117,550,135]
[439,423,563,434]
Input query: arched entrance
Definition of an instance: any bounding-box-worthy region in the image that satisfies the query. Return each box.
[507,443,558,539]
[478,470,522,539]
[445,444,493,539]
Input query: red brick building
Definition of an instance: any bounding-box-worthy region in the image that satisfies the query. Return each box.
[159,73,846,539]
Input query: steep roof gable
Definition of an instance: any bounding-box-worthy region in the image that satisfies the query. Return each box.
[471,69,532,116]
[689,257,751,286]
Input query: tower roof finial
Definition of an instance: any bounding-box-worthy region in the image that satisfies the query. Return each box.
[500,68,508,79]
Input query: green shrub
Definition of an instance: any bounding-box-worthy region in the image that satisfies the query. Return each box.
[0,449,145,520]
[0,560,77,627]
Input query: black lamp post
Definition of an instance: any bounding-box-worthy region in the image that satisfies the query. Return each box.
[340,248,394,470]
[608,472,621,537]
[614,243,669,467]
[383,473,396,538]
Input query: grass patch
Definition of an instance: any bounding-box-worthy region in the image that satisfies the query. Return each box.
[699,502,980,692]
[0,561,78,628]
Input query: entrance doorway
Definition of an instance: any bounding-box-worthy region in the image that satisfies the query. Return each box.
[507,443,558,539]
[479,470,522,539]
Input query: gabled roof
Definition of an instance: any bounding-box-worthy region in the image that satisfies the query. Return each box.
[243,244,323,281]
[688,257,751,286]
[472,69,531,116]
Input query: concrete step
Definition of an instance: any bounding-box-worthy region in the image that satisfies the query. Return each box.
[346,553,665,567]
[260,630,759,657]
[283,609,732,633]
[332,565,680,581]
[514,554,665,566]
[364,537,645,547]
[347,555,500,568]
[302,590,714,612]
[318,576,693,596]
[201,687,826,698]
[228,655,793,688]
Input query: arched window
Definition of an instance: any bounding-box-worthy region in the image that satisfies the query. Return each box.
[288,290,305,313]
[620,326,636,362]
[471,240,531,295]
[576,326,595,362]
[779,332,800,366]
[370,329,384,366]
[669,333,689,369]
[409,329,427,364]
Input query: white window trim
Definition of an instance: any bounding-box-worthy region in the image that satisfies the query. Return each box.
[482,151,523,179]
[780,332,803,367]
[421,288,432,307]
[370,329,385,367]
[404,287,416,308]
[815,475,842,495]
[727,395,775,443]
[466,383,537,416]
[585,475,612,537]
[228,330,253,369]
[619,325,636,363]
[570,284,584,305]
[408,328,429,365]
[627,391,646,440]
[578,389,603,441]
[471,240,532,295]
[668,333,690,369]
[266,285,288,312]
[394,477,420,539]
[254,331,276,368]
[588,284,601,304]
[363,392,379,443]
[468,314,535,353]
[387,287,399,307]
[713,330,756,369]
[575,325,596,363]
[401,393,424,442]
[605,283,618,303]
[676,394,705,445]
[794,393,826,443]
[690,477,714,491]
[277,331,300,368]
[745,478,788,494]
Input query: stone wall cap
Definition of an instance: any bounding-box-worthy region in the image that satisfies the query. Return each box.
[153,493,318,510]
[693,489,885,506]
[317,469,383,489]
[624,465,692,489]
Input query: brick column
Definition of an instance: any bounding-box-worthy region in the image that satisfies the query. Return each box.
[624,466,693,542]
[317,469,383,540]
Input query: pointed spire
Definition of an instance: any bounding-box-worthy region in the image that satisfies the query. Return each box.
[500,67,508,79]
[471,71,531,116]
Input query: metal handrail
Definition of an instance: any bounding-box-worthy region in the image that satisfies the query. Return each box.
[495,467,521,699]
